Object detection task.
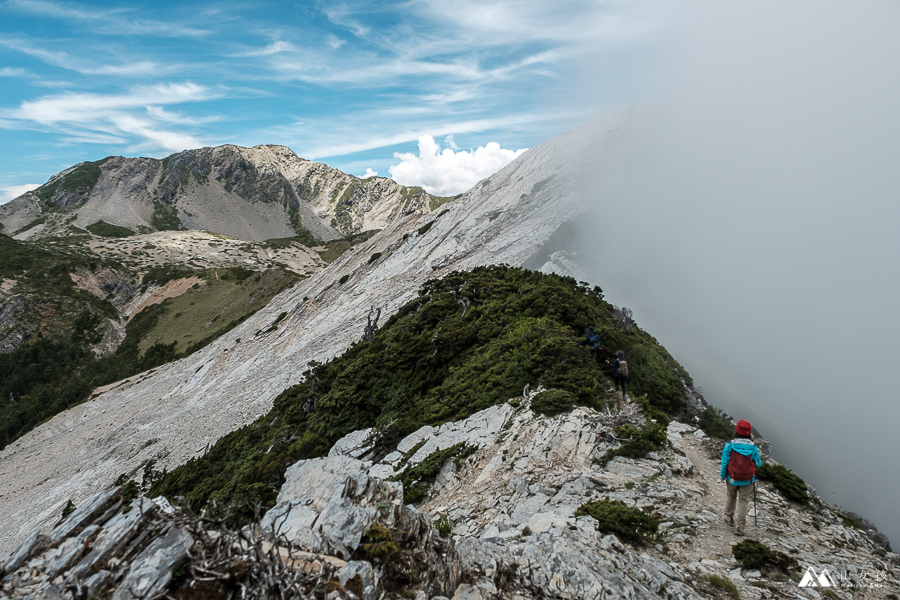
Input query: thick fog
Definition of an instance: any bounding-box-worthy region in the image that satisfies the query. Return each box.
[573,1,900,545]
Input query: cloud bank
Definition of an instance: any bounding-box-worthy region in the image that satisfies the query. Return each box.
[388,135,527,196]
[572,0,900,546]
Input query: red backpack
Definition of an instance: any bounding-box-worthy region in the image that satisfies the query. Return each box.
[727,449,756,481]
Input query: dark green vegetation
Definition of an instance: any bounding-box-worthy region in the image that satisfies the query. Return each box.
[757,463,809,503]
[0,232,299,449]
[574,499,660,545]
[35,158,109,207]
[151,201,183,231]
[85,220,135,238]
[530,388,577,416]
[604,420,668,463]
[698,406,735,440]
[152,265,693,524]
[732,539,798,572]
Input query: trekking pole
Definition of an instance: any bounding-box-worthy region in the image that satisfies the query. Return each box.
[753,481,758,526]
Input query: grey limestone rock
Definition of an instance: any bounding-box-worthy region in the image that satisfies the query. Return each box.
[110,526,192,600]
[452,583,484,600]
[2,530,49,574]
[49,488,119,545]
[336,560,376,600]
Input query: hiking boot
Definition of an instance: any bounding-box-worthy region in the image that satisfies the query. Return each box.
[734,527,745,536]
[724,515,735,526]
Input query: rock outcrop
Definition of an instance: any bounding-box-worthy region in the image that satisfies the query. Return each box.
[5,396,897,599]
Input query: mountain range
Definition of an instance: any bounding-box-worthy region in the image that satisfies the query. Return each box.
[0,109,896,599]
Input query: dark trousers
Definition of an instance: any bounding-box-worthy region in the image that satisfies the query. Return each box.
[615,376,627,396]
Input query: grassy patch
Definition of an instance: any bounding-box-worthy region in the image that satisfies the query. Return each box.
[86,220,135,238]
[428,195,457,211]
[151,266,693,525]
[756,463,808,503]
[141,264,197,288]
[136,269,297,355]
[575,499,660,545]
[732,539,798,573]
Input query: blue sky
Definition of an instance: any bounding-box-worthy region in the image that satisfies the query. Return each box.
[0,0,663,201]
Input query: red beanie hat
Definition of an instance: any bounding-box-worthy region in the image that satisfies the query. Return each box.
[735,419,752,436]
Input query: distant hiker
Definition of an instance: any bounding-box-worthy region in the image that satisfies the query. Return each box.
[582,326,602,353]
[720,419,762,536]
[605,351,628,399]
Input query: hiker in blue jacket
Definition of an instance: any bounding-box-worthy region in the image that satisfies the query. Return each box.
[604,351,628,404]
[720,419,762,536]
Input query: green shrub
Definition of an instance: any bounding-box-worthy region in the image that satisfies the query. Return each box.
[355,523,398,559]
[699,406,733,440]
[575,499,660,545]
[600,420,668,465]
[368,252,382,264]
[706,574,740,599]
[339,274,350,285]
[530,388,576,416]
[732,539,798,572]
[417,221,435,235]
[86,220,135,238]
[435,516,452,537]
[141,264,197,287]
[757,463,808,503]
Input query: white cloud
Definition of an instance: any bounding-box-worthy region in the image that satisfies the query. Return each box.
[6,0,210,37]
[361,168,378,178]
[1,83,216,153]
[388,135,527,196]
[11,82,213,123]
[0,67,30,77]
[236,41,297,57]
[0,183,41,204]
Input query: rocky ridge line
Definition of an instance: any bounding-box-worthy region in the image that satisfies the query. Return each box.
[3,392,896,599]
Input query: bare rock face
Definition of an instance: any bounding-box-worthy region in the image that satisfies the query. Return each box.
[0,491,190,600]
[0,144,441,242]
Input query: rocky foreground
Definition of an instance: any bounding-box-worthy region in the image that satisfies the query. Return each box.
[3,392,896,599]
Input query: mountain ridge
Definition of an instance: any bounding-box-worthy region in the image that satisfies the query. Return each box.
[0,143,449,243]
[1,109,895,600]
[0,108,622,556]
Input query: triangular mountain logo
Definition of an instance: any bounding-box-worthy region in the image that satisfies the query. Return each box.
[799,567,841,588]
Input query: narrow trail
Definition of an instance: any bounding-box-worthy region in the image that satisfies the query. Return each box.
[664,422,896,599]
